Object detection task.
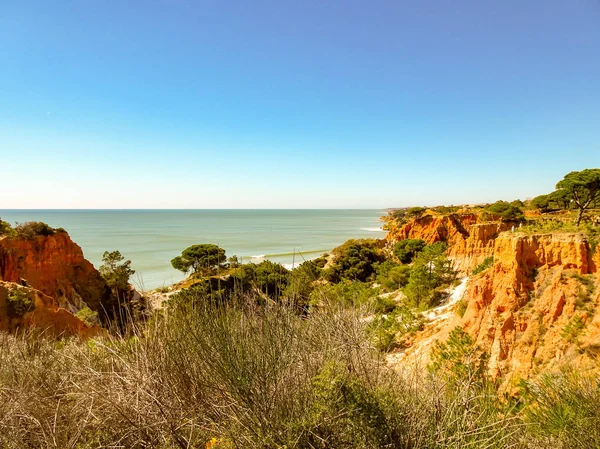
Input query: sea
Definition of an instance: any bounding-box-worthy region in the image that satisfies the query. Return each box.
[0,210,387,290]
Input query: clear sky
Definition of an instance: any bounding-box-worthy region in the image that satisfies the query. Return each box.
[1,0,599,209]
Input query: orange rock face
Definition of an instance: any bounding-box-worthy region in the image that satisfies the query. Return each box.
[0,281,103,338]
[0,232,111,315]
[461,232,599,387]
[395,230,600,391]
[385,213,511,273]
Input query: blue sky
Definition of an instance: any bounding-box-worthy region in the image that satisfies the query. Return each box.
[1,0,599,208]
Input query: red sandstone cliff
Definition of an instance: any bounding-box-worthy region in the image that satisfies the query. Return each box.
[0,232,114,325]
[385,213,512,273]
[0,281,103,337]
[393,230,600,390]
[461,233,599,385]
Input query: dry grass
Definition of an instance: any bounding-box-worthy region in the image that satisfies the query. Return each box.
[0,292,598,448]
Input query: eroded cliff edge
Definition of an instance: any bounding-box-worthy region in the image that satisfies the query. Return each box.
[387,211,600,389]
[0,230,114,336]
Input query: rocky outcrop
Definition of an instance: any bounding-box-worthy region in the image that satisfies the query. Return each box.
[386,213,511,273]
[394,231,600,391]
[0,281,103,338]
[460,233,599,388]
[0,232,113,320]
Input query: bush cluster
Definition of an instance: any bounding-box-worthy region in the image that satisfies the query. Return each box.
[0,297,598,448]
[472,257,494,275]
[393,238,426,263]
[481,201,525,223]
[0,219,15,237]
[389,206,427,225]
[402,242,455,309]
[13,221,64,239]
[6,289,35,318]
[323,239,384,283]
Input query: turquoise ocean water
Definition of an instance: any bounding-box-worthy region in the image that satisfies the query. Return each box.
[0,210,386,290]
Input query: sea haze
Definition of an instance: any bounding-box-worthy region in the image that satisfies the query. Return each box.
[0,210,387,289]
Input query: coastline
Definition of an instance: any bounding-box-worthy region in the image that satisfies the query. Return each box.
[0,209,388,290]
[151,226,388,293]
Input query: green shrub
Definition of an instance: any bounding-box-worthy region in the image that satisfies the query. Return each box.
[431,205,460,215]
[233,260,290,299]
[0,219,16,237]
[171,260,292,309]
[522,372,600,448]
[309,280,379,310]
[7,289,35,318]
[428,326,486,382]
[482,201,525,222]
[374,261,411,291]
[403,242,455,309]
[368,306,424,351]
[561,315,586,346]
[14,221,62,239]
[519,219,578,234]
[390,206,427,224]
[456,298,468,318]
[302,361,393,447]
[393,238,426,263]
[472,257,494,275]
[75,307,99,326]
[168,277,236,308]
[324,239,384,283]
[530,194,552,212]
[312,254,329,268]
[284,261,321,309]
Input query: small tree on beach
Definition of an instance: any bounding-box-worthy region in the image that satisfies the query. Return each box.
[171,244,227,275]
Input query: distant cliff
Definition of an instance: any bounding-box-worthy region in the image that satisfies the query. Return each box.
[385,211,512,273]
[392,224,600,391]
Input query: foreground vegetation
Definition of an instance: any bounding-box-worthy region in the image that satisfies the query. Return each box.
[1,297,599,449]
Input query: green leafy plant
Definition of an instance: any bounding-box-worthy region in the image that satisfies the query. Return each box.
[0,219,16,237]
[472,257,494,275]
[323,239,384,283]
[522,372,600,448]
[309,280,379,310]
[561,315,586,346]
[13,221,63,239]
[456,298,468,318]
[171,244,227,275]
[530,194,552,212]
[393,238,426,263]
[390,206,427,224]
[555,168,600,225]
[403,242,455,309]
[374,260,410,291]
[429,326,486,382]
[368,306,423,351]
[482,201,525,223]
[7,289,35,318]
[99,250,135,293]
[75,307,99,326]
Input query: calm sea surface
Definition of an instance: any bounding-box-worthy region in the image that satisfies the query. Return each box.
[0,210,387,290]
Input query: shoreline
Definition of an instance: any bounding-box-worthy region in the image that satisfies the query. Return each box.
[149,227,389,293]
